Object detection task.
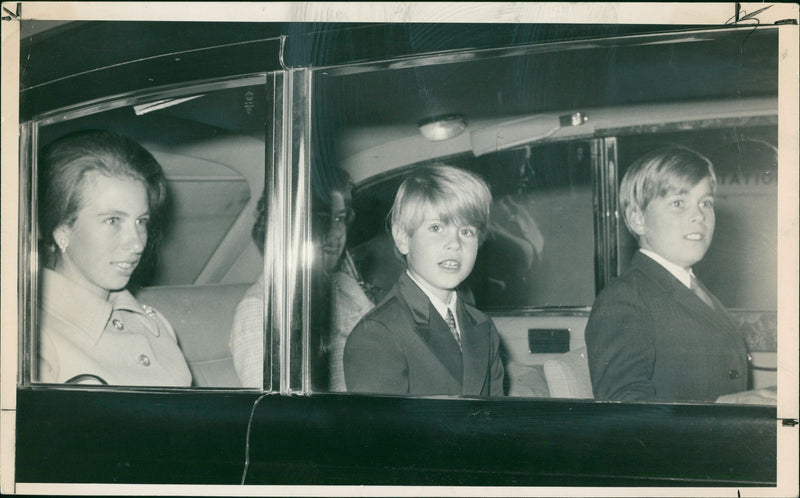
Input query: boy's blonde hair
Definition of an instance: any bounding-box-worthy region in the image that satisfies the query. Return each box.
[390,164,492,243]
[620,146,716,238]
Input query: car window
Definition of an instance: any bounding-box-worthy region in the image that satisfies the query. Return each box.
[302,27,779,402]
[7,18,792,491]
[29,78,273,388]
[615,126,779,391]
[348,142,596,309]
[616,126,778,311]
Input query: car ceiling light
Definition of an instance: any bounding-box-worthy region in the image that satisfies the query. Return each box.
[418,114,467,141]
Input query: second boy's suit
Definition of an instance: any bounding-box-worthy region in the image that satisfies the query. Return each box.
[344,272,504,396]
[585,252,749,402]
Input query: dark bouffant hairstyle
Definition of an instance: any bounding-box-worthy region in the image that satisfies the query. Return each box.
[39,130,168,270]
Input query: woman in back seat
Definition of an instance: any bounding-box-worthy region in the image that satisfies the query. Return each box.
[229,189,270,388]
[230,169,376,390]
[37,130,192,386]
[317,172,378,392]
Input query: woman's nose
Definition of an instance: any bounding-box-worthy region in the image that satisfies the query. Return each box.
[328,219,346,240]
[123,223,147,253]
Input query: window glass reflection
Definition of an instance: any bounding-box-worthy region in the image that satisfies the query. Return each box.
[615,126,778,400]
[307,167,378,392]
[308,32,777,403]
[35,81,269,388]
[308,141,594,396]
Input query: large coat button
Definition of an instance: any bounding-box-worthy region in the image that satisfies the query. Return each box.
[137,354,151,367]
[112,319,125,330]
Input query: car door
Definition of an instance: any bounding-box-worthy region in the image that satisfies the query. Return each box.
[13,22,287,485]
[5,19,794,493]
[242,23,783,486]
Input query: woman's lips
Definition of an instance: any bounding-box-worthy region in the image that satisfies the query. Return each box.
[111,260,138,273]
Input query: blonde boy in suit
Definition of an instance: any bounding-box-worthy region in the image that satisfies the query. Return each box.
[586,146,775,404]
[344,165,504,396]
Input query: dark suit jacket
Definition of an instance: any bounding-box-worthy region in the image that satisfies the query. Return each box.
[585,252,748,402]
[344,272,505,396]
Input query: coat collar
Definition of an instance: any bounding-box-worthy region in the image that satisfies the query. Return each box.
[394,272,479,331]
[638,249,692,288]
[40,268,145,345]
[393,273,492,393]
[632,252,687,292]
[630,252,735,328]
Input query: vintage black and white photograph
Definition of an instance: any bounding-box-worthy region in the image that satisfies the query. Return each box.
[1,2,798,496]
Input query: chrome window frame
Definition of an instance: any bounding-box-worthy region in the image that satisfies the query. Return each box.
[297,28,781,398]
[19,73,281,391]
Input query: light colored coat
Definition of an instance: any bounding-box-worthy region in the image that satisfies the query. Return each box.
[38,269,192,386]
[328,262,375,392]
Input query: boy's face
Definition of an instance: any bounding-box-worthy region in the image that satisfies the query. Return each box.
[629,177,715,270]
[393,202,479,302]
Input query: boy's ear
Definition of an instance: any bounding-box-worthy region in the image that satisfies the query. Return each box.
[391,225,410,256]
[626,207,646,236]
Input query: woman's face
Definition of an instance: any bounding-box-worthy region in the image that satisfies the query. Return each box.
[54,171,150,298]
[318,191,348,273]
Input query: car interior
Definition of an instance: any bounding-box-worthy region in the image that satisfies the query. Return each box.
[9,15,794,490]
[32,26,778,398]
[36,80,269,387]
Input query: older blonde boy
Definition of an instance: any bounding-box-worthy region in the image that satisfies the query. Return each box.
[585,146,771,403]
[344,165,504,395]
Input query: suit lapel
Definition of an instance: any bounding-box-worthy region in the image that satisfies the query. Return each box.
[633,253,737,331]
[458,301,492,395]
[395,274,463,385]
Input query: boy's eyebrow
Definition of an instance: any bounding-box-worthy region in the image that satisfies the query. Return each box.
[660,187,715,199]
[661,183,690,195]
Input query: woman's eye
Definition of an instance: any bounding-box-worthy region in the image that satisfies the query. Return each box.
[429,224,441,232]
[333,215,345,223]
[461,227,476,237]
[701,200,714,208]
[670,200,684,208]
[104,217,119,225]
[137,217,150,226]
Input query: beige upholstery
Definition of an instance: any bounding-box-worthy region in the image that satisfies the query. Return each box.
[543,346,593,399]
[135,283,249,387]
[504,361,549,397]
[493,314,589,397]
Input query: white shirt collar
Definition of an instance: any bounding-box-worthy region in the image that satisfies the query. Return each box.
[639,249,693,288]
[405,270,458,325]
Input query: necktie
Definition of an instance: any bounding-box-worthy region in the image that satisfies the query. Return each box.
[690,275,715,309]
[445,308,462,350]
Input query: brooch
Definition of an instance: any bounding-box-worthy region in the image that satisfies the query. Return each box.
[142,304,158,319]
